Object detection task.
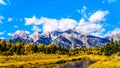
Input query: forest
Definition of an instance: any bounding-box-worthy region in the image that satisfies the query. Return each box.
[0,39,120,56]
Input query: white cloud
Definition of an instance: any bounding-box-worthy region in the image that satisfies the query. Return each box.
[81,6,87,13]
[58,18,78,31]
[105,28,120,36]
[15,30,30,34]
[76,18,105,36]
[8,18,13,22]
[76,6,87,18]
[77,6,87,14]
[32,26,41,32]
[24,16,43,25]
[41,17,58,33]
[76,10,109,36]
[14,25,18,28]
[0,15,4,23]
[24,10,109,37]
[0,0,7,5]
[25,16,78,32]
[91,29,105,37]
[8,33,12,36]
[89,10,109,23]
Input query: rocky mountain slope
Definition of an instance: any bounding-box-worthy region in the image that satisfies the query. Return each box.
[107,33,120,42]
[10,29,110,48]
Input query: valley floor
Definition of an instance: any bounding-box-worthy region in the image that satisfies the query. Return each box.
[0,53,120,68]
[0,53,82,68]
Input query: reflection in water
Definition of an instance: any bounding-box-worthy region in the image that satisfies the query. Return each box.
[54,60,94,68]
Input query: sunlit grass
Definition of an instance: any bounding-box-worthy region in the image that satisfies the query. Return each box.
[89,60,120,68]
[1,53,120,68]
[0,53,83,67]
[88,54,120,68]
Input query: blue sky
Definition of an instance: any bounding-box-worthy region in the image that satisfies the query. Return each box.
[0,0,120,39]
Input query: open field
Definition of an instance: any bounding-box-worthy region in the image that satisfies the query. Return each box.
[0,53,120,68]
[0,53,83,68]
[88,54,120,68]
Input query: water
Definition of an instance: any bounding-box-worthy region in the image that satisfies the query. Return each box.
[54,60,94,68]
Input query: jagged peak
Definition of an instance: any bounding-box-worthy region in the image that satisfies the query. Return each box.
[9,29,110,48]
[32,31,41,35]
[13,30,29,38]
[107,33,120,41]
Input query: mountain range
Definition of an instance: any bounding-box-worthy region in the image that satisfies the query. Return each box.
[8,29,113,48]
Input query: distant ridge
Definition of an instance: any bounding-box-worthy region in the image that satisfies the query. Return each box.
[9,29,110,48]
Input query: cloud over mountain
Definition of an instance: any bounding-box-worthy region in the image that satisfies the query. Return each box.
[24,10,109,37]
[7,30,30,37]
[105,28,120,36]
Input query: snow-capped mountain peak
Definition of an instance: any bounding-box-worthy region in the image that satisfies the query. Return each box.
[10,29,110,48]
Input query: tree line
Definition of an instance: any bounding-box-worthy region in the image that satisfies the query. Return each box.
[101,38,120,56]
[0,40,101,56]
[0,40,70,55]
[0,38,120,56]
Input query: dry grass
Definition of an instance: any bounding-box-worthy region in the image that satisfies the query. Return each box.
[1,53,120,68]
[88,54,120,68]
[0,53,82,67]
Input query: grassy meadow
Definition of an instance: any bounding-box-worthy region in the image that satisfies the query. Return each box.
[88,54,120,68]
[1,53,120,68]
[0,53,83,68]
